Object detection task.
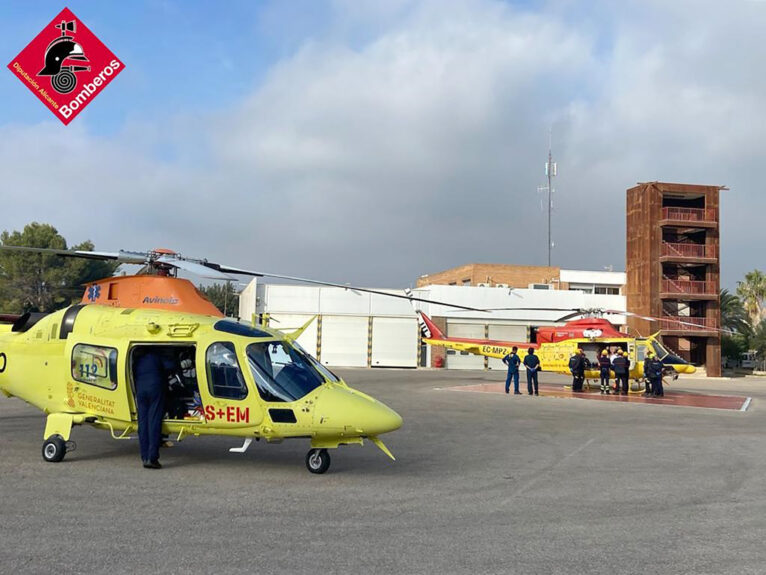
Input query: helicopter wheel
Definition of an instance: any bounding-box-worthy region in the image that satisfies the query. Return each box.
[42,436,67,463]
[305,448,331,474]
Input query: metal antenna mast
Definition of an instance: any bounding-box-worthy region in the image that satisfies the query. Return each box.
[544,129,557,267]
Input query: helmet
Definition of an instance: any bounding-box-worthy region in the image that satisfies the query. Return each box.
[601,350,608,356]
[38,37,88,76]
[577,348,583,354]
[617,349,623,355]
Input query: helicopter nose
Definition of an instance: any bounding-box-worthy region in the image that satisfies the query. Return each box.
[362,400,403,436]
[675,364,696,374]
[314,386,402,436]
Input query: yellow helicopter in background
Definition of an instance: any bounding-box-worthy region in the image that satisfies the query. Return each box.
[0,246,483,473]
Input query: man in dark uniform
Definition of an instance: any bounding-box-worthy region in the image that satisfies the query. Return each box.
[648,352,665,397]
[642,351,655,397]
[503,346,521,395]
[133,347,166,469]
[612,349,629,395]
[598,349,612,394]
[569,350,585,392]
[523,347,541,396]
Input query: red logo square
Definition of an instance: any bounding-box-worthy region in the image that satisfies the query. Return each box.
[7,7,125,125]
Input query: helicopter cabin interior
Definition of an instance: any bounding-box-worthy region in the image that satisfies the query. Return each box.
[127,344,207,422]
[576,341,634,367]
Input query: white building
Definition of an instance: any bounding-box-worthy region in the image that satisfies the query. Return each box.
[239,270,626,370]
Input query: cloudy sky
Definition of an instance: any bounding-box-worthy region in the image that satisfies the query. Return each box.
[1,0,764,290]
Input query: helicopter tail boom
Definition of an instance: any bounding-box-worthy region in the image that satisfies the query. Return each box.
[415,310,446,341]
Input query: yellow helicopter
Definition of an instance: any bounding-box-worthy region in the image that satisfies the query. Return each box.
[408,298,699,390]
[0,246,483,473]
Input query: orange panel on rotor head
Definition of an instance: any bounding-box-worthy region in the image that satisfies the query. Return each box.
[80,276,224,317]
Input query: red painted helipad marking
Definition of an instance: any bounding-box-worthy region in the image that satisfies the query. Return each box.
[445,383,751,411]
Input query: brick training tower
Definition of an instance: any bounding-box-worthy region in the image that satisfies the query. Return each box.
[626,182,725,377]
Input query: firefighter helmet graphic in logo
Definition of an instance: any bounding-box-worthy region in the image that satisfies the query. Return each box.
[37,19,90,94]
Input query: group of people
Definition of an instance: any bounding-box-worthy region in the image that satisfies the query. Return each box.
[570,348,630,394]
[502,346,541,395]
[502,345,666,398]
[569,347,665,397]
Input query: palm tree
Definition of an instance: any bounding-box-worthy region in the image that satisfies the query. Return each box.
[749,319,766,370]
[720,288,751,335]
[736,270,766,327]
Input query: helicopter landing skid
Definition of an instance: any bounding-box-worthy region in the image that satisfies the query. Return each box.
[229,438,253,453]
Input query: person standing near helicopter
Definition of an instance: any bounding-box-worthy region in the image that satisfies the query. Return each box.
[644,351,664,397]
[598,349,612,394]
[523,347,540,395]
[569,349,586,392]
[612,349,629,395]
[503,346,521,395]
[133,347,167,469]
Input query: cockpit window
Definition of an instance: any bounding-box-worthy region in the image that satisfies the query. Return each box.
[206,342,248,400]
[649,339,689,366]
[651,340,670,360]
[214,320,273,338]
[246,341,325,402]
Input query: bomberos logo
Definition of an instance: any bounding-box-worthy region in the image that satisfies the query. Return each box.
[7,7,125,125]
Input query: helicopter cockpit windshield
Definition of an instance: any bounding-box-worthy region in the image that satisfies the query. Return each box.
[246,341,328,402]
[650,339,671,359]
[644,338,689,366]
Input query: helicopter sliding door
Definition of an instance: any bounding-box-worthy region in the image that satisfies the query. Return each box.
[128,344,204,422]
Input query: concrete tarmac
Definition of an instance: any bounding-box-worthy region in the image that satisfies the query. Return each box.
[2,368,766,574]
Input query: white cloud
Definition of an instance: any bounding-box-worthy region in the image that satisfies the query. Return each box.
[1,0,764,288]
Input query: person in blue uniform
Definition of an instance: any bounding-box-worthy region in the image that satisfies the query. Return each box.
[503,346,521,395]
[598,349,612,394]
[133,347,167,469]
[642,351,654,397]
[646,351,665,397]
[569,349,586,392]
[612,349,629,395]
[523,347,540,395]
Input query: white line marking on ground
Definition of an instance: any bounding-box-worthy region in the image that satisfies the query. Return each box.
[741,397,752,412]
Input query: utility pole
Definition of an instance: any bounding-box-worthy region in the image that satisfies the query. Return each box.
[544,129,557,267]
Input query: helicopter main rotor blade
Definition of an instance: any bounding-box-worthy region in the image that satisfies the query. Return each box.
[196,263,489,312]
[599,309,738,335]
[156,256,237,281]
[601,309,657,322]
[455,307,582,321]
[555,311,586,322]
[0,245,149,264]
